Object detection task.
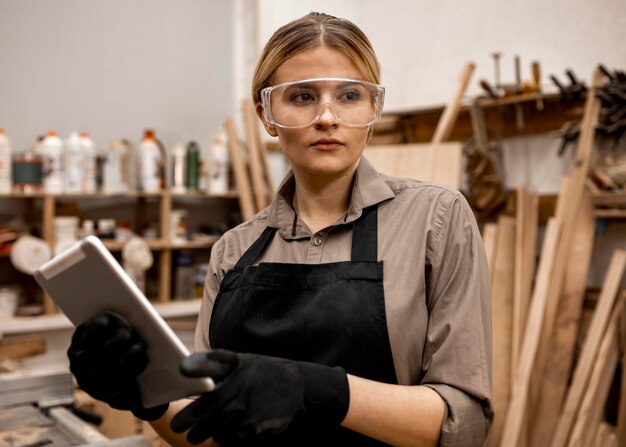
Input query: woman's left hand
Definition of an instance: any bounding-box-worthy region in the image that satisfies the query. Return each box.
[171,349,349,445]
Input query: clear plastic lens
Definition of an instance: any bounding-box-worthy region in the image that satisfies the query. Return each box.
[261,78,385,128]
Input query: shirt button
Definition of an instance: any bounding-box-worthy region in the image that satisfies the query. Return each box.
[312,237,323,246]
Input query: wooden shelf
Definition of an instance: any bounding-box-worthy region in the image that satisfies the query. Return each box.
[102,237,220,252]
[372,92,586,144]
[0,299,203,336]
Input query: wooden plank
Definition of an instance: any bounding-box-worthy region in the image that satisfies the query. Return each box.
[615,305,626,445]
[512,187,538,382]
[242,100,269,212]
[159,190,172,303]
[487,216,516,447]
[594,422,616,447]
[431,62,475,144]
[363,142,463,190]
[499,218,562,447]
[481,223,499,277]
[225,117,255,221]
[567,298,622,447]
[551,249,626,447]
[529,189,595,445]
[42,194,56,314]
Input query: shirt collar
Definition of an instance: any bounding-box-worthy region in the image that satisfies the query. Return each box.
[266,156,395,238]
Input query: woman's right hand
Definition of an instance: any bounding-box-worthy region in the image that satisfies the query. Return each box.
[67,310,168,421]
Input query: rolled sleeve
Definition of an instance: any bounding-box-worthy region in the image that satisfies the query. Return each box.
[423,193,494,446]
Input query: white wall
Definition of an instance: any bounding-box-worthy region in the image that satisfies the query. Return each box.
[0,0,235,154]
[252,0,626,111]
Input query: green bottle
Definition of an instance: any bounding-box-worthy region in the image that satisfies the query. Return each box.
[185,141,200,192]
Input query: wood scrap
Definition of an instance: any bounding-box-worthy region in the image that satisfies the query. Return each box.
[431,62,475,144]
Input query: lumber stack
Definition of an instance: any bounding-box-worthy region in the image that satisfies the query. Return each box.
[485,68,626,446]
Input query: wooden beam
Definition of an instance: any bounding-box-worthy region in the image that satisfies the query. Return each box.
[551,249,626,447]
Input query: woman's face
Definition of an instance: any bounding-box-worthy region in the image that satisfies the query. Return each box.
[259,46,372,180]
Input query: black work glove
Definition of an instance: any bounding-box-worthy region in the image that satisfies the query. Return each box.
[67,311,169,421]
[171,349,350,445]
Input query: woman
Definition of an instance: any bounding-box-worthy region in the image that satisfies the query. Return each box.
[68,12,493,447]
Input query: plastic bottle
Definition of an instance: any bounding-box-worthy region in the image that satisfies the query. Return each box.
[186,141,200,192]
[39,130,65,193]
[79,132,97,193]
[103,139,130,194]
[209,131,229,194]
[0,129,12,193]
[138,129,164,193]
[171,142,187,193]
[174,251,195,300]
[64,132,82,193]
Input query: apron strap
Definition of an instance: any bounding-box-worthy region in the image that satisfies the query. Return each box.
[234,226,277,270]
[350,205,378,262]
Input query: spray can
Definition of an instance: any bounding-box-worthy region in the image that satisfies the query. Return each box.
[209,131,229,194]
[138,129,164,193]
[0,129,12,193]
[38,130,65,193]
[79,132,97,193]
[171,142,187,193]
[186,141,200,192]
[64,132,82,193]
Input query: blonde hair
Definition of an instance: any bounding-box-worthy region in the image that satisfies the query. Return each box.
[251,12,381,105]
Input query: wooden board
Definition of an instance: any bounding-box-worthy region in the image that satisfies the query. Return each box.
[529,189,595,445]
[487,216,516,446]
[512,187,538,381]
[499,218,562,446]
[481,223,499,277]
[551,249,626,447]
[363,142,463,190]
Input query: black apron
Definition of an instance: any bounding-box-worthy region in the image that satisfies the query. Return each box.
[210,205,397,446]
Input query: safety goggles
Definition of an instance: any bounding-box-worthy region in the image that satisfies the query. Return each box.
[260,77,385,129]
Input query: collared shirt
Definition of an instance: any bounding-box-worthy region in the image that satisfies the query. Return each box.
[195,157,493,446]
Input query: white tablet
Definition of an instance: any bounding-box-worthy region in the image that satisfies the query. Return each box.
[34,235,214,408]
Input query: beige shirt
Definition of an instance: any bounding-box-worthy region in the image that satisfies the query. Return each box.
[195,157,493,446]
